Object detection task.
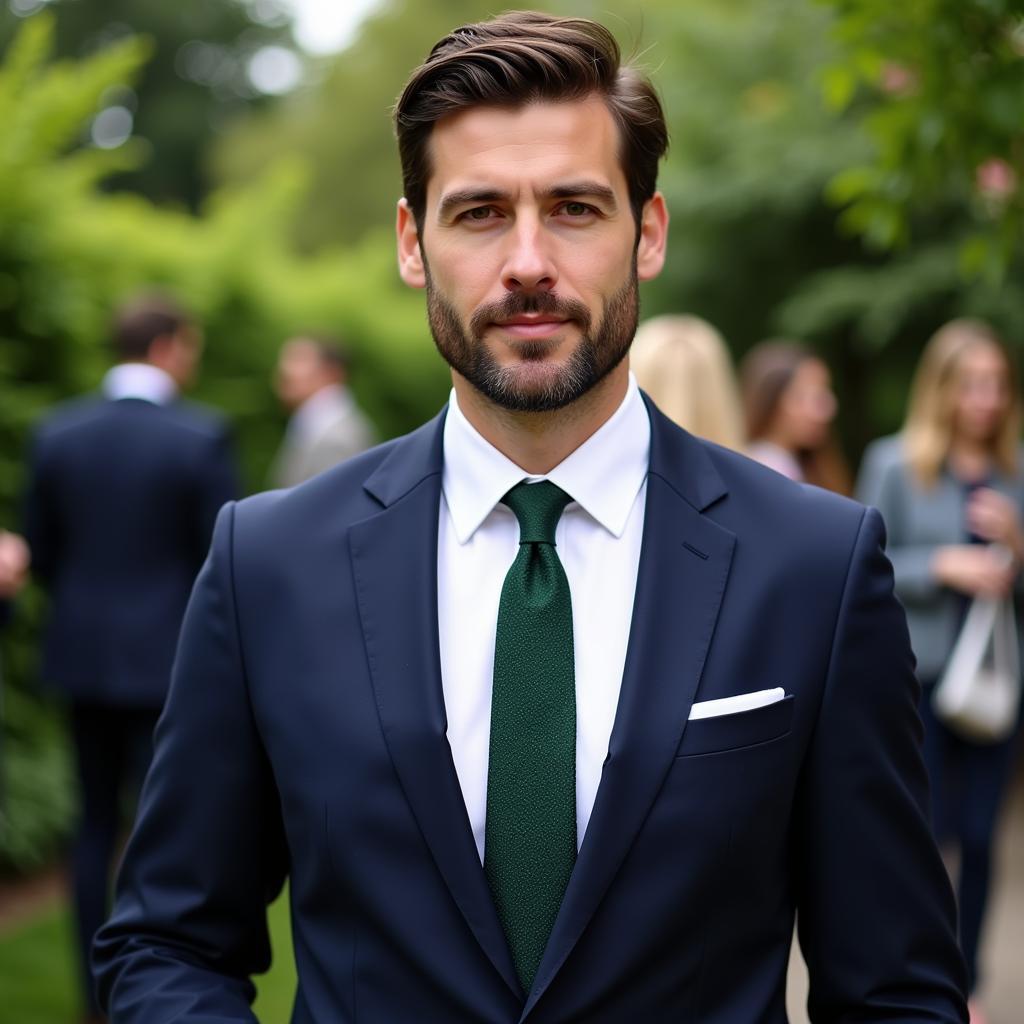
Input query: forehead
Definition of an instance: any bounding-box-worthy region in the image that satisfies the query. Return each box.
[424,96,626,204]
[957,342,1007,375]
[281,339,321,363]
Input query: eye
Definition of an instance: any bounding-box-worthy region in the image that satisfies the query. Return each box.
[463,206,497,221]
[555,200,598,221]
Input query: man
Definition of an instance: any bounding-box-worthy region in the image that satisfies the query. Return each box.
[269,334,377,487]
[95,14,968,1022]
[25,293,238,1023]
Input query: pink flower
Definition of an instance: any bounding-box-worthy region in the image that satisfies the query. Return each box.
[975,158,1018,201]
[880,62,918,96]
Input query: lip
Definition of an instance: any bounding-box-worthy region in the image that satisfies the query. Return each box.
[492,316,570,339]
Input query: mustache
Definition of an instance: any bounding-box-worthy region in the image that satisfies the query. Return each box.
[469,291,592,338]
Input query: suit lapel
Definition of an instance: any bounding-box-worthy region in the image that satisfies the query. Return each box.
[350,413,521,997]
[521,401,736,1019]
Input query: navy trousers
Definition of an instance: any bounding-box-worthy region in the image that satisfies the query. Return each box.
[69,703,159,1017]
[919,682,1019,993]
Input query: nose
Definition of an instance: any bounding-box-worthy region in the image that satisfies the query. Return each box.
[501,216,558,293]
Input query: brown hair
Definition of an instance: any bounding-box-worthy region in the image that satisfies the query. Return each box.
[112,293,191,362]
[903,318,1020,487]
[291,333,351,373]
[740,340,851,495]
[393,11,668,229]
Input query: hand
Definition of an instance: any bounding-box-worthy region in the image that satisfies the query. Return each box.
[966,488,1024,557]
[931,544,1016,598]
[0,530,29,599]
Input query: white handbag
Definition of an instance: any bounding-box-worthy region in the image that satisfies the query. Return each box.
[933,592,1021,744]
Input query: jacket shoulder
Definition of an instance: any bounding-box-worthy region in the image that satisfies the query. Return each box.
[32,395,106,439]
[230,434,412,550]
[160,400,231,441]
[708,440,865,533]
[860,434,906,474]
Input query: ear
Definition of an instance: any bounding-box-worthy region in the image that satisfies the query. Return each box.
[396,198,426,289]
[636,192,669,283]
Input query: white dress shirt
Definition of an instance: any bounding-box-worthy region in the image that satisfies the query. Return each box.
[102,363,178,405]
[438,374,650,862]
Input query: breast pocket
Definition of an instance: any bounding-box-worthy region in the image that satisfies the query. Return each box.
[676,694,794,757]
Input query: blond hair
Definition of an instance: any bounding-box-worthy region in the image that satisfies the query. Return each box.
[630,315,745,450]
[903,318,1020,487]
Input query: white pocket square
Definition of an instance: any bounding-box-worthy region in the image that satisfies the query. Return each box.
[688,687,786,721]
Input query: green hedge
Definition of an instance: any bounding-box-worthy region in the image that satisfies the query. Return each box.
[0,15,449,871]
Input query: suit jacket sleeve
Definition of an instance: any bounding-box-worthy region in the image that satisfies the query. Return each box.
[93,503,288,1020]
[855,439,943,606]
[194,426,241,552]
[794,507,968,1022]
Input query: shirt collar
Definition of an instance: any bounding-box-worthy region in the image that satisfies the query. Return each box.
[442,373,650,544]
[102,363,178,405]
[289,383,352,441]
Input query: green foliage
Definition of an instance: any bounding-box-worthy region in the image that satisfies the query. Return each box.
[213,0,547,251]
[0,886,296,1018]
[0,13,448,871]
[0,0,299,209]
[820,0,1024,279]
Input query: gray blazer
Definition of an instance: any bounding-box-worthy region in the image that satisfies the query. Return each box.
[856,434,1024,681]
[271,388,377,489]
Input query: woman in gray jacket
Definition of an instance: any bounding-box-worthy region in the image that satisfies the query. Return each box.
[857,319,1024,1023]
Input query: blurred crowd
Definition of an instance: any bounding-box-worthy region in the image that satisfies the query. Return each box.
[1,295,1022,1022]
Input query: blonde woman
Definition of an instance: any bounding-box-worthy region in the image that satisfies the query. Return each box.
[630,314,745,449]
[856,319,1024,1022]
[740,341,851,493]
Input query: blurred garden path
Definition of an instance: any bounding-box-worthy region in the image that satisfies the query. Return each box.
[788,760,1024,1024]
[0,868,61,932]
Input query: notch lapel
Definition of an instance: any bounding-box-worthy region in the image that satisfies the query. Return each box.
[521,404,736,1020]
[350,415,521,998]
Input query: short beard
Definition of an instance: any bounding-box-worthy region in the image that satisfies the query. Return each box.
[424,263,639,413]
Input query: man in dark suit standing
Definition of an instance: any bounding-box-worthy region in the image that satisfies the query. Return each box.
[25,294,237,1023]
[95,14,968,1023]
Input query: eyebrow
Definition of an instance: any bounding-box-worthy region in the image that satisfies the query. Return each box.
[437,181,619,221]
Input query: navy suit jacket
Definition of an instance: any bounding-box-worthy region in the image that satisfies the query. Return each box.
[94,398,967,1021]
[25,395,237,708]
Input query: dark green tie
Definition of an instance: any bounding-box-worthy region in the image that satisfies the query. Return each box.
[485,480,577,993]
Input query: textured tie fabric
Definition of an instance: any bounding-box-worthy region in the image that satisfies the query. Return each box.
[485,480,577,993]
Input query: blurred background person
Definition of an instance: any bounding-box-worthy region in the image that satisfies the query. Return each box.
[22,293,238,1024]
[269,333,377,487]
[630,314,745,449]
[0,529,29,812]
[740,339,851,493]
[856,318,1024,1024]
[0,529,29,624]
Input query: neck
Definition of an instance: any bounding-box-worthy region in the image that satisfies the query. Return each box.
[948,436,994,479]
[759,427,796,454]
[452,363,629,475]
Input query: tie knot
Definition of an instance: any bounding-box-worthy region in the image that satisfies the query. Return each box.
[502,480,572,545]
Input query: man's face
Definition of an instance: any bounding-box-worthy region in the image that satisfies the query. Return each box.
[397,96,667,412]
[274,338,338,411]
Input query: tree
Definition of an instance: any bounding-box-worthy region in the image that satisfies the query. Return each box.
[0,0,299,209]
[820,0,1024,281]
[0,14,449,870]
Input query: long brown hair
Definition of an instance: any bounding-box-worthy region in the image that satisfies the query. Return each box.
[740,340,851,494]
[903,318,1021,487]
[393,12,668,230]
